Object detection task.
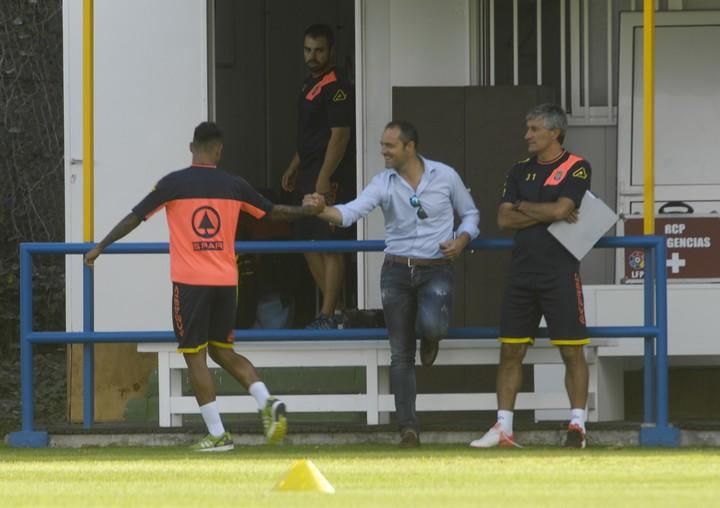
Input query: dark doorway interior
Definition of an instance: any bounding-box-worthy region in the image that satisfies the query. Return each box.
[213,0,356,327]
[213,0,354,189]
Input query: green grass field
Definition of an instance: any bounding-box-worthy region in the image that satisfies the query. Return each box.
[1,445,719,507]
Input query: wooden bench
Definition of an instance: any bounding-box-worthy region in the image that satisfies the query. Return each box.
[138,338,617,427]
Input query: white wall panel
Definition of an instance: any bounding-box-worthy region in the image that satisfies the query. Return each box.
[584,284,720,358]
[64,0,208,332]
[389,0,471,86]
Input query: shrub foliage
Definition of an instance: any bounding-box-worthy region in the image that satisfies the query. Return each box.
[1,0,64,356]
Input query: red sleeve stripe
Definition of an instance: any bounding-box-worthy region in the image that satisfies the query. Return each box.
[305,70,338,101]
[543,154,583,186]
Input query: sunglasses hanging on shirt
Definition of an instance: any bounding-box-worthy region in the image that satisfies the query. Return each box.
[409,194,428,220]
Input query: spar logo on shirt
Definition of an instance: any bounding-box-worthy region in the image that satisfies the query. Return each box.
[191,206,224,251]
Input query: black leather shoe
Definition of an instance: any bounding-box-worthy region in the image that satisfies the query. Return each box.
[420,338,439,366]
[399,428,420,448]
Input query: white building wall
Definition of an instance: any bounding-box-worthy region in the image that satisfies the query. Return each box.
[388,0,471,86]
[64,0,208,333]
[684,0,720,8]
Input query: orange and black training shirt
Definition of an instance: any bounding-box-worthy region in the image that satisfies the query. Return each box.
[132,164,273,286]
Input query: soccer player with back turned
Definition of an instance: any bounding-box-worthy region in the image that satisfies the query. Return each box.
[85,122,324,451]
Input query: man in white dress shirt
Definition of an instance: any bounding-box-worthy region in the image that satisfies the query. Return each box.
[305,120,480,447]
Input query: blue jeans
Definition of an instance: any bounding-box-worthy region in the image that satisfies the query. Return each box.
[380,259,454,431]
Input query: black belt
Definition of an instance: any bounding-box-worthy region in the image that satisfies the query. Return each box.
[385,254,452,267]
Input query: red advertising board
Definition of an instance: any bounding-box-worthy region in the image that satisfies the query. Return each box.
[621,215,720,282]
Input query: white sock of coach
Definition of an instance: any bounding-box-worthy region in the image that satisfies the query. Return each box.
[570,408,586,430]
[497,410,514,434]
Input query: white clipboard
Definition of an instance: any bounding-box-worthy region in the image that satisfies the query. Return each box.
[547,190,618,260]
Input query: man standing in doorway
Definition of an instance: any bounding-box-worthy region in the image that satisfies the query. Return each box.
[281,23,355,329]
[305,121,480,447]
[85,122,324,451]
[470,103,592,449]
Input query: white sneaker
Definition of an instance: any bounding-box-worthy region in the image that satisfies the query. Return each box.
[469,422,522,448]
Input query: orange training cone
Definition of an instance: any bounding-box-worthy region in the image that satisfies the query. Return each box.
[273,459,335,494]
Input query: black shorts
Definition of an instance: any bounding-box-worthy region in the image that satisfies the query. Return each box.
[291,181,356,241]
[290,216,356,241]
[499,271,588,346]
[171,283,237,353]
[295,164,356,203]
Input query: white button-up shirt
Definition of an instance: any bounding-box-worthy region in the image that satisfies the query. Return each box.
[335,157,480,259]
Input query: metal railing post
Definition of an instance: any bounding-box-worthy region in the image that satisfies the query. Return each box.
[643,247,656,423]
[19,245,34,432]
[8,245,49,446]
[654,236,670,428]
[82,261,95,429]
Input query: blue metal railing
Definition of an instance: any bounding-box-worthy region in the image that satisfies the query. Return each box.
[10,237,679,447]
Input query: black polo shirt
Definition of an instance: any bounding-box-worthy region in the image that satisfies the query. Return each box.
[295,67,354,194]
[500,151,592,273]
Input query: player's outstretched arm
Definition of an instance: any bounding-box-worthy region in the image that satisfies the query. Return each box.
[267,199,325,221]
[84,213,142,267]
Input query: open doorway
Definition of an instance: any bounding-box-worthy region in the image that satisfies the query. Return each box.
[211,0,357,328]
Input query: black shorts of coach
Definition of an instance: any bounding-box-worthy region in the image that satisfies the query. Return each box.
[499,271,588,346]
[171,282,237,353]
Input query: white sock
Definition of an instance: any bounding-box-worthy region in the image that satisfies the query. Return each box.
[497,410,514,434]
[570,408,586,430]
[199,401,225,437]
[249,381,270,410]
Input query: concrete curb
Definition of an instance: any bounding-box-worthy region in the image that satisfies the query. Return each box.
[36,429,720,448]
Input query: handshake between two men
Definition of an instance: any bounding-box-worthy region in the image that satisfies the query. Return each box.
[303,192,328,215]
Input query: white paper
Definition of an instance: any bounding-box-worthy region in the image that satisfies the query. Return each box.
[548,190,619,260]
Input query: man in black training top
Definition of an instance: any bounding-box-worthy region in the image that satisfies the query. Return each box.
[470,104,592,449]
[281,23,355,329]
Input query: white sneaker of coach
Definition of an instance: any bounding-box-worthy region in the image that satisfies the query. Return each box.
[469,422,522,448]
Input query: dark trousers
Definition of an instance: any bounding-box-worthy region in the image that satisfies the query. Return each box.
[380,260,454,431]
